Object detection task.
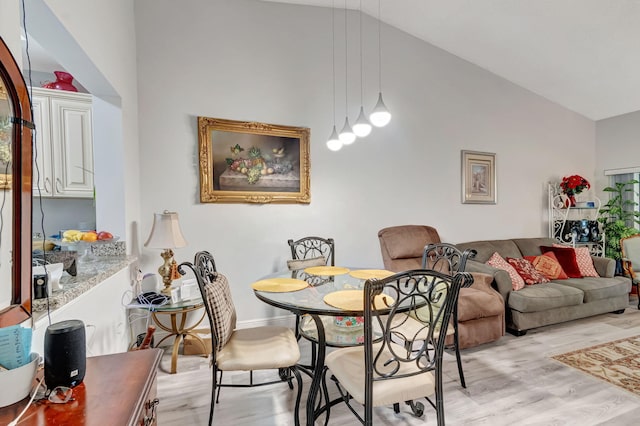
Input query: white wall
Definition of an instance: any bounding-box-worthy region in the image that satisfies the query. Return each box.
[595,110,640,196]
[135,0,595,323]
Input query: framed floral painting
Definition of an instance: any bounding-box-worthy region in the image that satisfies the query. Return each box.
[461,150,496,204]
[198,117,310,204]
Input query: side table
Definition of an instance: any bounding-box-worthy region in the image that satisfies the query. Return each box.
[151,298,206,374]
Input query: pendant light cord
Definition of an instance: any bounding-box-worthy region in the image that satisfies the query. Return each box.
[344,0,349,114]
[359,0,364,104]
[377,0,382,91]
[332,1,336,125]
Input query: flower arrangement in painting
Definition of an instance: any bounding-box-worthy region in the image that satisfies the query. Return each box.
[560,175,590,196]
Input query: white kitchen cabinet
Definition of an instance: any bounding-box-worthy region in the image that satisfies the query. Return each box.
[31,87,94,198]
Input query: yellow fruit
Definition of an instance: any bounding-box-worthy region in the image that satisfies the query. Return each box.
[63,229,81,239]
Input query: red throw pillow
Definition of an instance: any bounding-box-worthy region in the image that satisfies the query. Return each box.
[540,246,582,278]
[524,252,568,280]
[507,257,550,285]
[552,244,599,277]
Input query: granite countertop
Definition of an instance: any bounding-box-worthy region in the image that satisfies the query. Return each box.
[32,241,136,319]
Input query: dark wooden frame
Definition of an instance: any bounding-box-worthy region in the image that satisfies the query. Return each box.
[0,37,33,327]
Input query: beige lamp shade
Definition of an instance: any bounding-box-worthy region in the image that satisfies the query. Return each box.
[144,211,188,249]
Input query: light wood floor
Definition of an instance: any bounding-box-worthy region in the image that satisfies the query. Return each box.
[157,299,640,425]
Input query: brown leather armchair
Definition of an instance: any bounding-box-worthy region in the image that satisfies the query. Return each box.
[378,225,505,350]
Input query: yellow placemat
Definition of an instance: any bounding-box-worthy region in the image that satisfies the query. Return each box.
[323,290,394,311]
[349,269,395,280]
[251,278,308,292]
[303,266,350,276]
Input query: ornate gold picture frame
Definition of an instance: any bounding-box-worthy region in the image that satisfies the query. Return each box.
[461,150,496,204]
[198,117,310,204]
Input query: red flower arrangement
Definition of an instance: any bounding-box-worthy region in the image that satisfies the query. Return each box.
[560,175,590,196]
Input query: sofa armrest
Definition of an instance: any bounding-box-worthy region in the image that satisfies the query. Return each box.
[465,260,511,302]
[592,256,615,278]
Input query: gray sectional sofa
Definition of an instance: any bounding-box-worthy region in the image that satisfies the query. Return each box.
[455,237,631,335]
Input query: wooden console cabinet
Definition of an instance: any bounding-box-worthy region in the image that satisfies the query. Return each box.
[0,348,162,425]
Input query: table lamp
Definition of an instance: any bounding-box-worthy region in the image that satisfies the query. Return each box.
[144,210,188,295]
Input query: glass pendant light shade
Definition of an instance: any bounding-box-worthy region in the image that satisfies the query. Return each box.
[353,106,372,137]
[338,117,357,145]
[326,125,343,151]
[369,92,391,127]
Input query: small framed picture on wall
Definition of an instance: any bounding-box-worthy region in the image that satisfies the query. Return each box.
[461,150,496,204]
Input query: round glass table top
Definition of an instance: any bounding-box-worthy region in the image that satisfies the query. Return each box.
[252,267,386,316]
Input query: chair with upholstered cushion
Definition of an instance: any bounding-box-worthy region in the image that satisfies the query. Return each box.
[322,269,473,426]
[178,251,303,426]
[378,225,505,352]
[621,234,640,309]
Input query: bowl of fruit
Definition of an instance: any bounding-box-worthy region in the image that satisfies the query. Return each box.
[59,229,116,244]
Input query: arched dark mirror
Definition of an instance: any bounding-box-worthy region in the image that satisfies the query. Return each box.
[0,37,33,327]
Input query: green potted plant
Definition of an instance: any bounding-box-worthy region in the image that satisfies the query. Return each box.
[598,179,640,268]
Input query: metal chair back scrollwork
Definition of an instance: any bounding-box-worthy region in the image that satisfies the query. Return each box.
[288,236,335,266]
[323,269,472,426]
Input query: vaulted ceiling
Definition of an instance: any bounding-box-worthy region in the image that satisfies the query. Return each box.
[262,0,640,121]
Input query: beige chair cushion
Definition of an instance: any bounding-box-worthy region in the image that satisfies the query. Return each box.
[217,326,300,371]
[203,273,237,352]
[287,256,326,271]
[326,342,435,407]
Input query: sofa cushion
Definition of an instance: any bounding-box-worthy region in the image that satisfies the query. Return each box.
[486,252,525,291]
[456,239,522,263]
[458,287,505,321]
[524,252,568,280]
[508,282,584,313]
[540,245,582,278]
[512,238,557,257]
[507,257,550,285]
[556,276,631,302]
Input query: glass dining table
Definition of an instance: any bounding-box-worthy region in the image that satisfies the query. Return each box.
[252,266,394,426]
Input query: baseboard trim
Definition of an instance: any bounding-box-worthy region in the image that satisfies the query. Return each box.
[237,315,296,329]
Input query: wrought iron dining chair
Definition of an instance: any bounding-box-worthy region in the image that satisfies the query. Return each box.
[621,234,640,309]
[287,236,335,366]
[322,269,472,426]
[288,236,335,267]
[178,251,303,426]
[422,243,477,388]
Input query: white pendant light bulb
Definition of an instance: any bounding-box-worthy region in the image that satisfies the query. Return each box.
[326,125,343,151]
[338,117,357,145]
[353,106,372,137]
[369,92,391,127]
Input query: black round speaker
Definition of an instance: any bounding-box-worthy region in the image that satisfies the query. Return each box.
[44,320,86,389]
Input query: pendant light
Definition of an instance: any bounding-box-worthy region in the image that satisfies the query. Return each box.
[338,0,356,145]
[369,0,391,128]
[352,0,372,138]
[327,2,343,151]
